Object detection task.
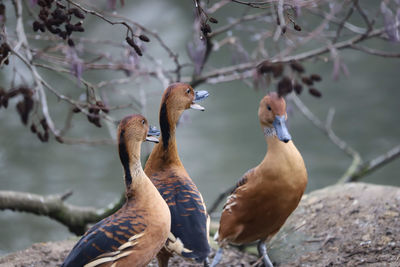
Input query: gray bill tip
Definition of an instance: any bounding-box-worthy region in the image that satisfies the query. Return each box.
[273,115,292,143]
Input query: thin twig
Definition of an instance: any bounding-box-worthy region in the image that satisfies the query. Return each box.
[332,2,355,43]
[65,0,135,36]
[78,1,183,81]
[354,0,373,32]
[350,44,400,58]
[209,11,271,38]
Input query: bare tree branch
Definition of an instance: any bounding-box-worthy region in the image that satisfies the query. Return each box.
[340,145,400,183]
[65,0,136,37]
[12,0,59,135]
[333,2,355,43]
[187,26,390,86]
[354,0,374,32]
[209,11,271,38]
[0,190,125,235]
[288,93,400,184]
[78,1,183,81]
[287,94,362,180]
[350,44,400,58]
[308,8,367,35]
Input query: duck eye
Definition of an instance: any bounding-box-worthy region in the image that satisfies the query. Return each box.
[186,88,190,94]
[267,105,271,111]
[141,119,145,125]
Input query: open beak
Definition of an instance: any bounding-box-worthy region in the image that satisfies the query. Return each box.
[190,90,209,111]
[146,125,160,143]
[273,115,291,143]
[146,136,159,143]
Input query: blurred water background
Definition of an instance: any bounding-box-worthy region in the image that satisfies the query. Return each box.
[0,0,399,255]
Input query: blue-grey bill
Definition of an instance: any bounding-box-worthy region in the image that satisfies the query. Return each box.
[194,90,209,102]
[145,136,159,143]
[273,115,291,143]
[148,125,160,136]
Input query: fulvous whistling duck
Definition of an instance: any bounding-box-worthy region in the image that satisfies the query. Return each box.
[144,83,210,266]
[62,114,171,267]
[211,93,308,267]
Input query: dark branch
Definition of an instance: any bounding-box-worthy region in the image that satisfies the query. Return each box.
[0,190,125,235]
[186,26,388,86]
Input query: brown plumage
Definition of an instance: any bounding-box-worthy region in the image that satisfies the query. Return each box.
[62,114,170,267]
[213,93,307,266]
[144,83,210,266]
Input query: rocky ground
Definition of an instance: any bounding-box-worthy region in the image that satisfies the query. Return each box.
[0,183,399,266]
[270,183,400,267]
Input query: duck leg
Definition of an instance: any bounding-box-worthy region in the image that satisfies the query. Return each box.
[156,247,172,267]
[209,247,223,267]
[257,240,273,267]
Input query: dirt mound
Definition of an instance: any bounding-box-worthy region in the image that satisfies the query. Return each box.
[0,239,256,266]
[269,183,400,266]
[0,183,399,266]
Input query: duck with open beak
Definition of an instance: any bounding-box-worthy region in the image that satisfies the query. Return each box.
[144,83,211,267]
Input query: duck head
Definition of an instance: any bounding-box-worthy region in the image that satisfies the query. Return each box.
[118,114,159,145]
[159,83,209,149]
[258,92,291,143]
[161,83,209,114]
[117,114,159,188]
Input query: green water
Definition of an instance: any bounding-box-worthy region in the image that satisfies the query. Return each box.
[1,0,399,255]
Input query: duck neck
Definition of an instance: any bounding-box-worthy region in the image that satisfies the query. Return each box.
[262,126,287,160]
[261,126,298,167]
[118,133,146,197]
[150,102,183,166]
